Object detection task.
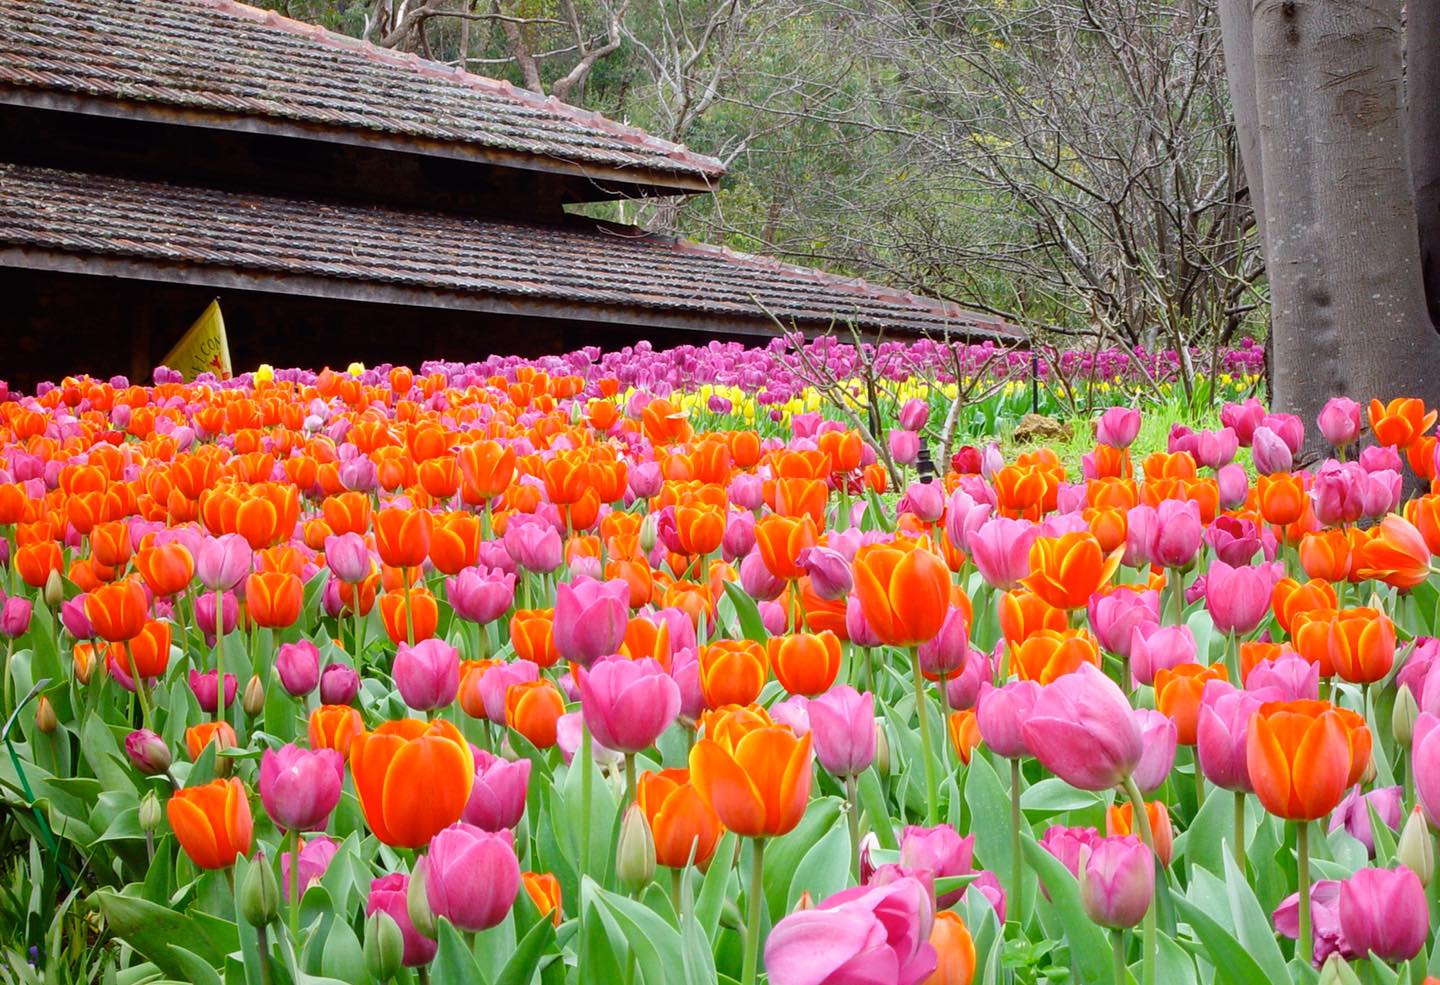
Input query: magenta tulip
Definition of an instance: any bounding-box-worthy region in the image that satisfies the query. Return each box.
[423,823,521,932]
[188,669,237,714]
[1040,825,1103,879]
[366,874,437,967]
[1245,653,1319,701]
[899,398,929,431]
[323,532,371,584]
[276,640,320,697]
[195,590,238,640]
[976,679,1041,759]
[1149,499,1203,569]
[259,744,344,832]
[577,656,680,753]
[446,566,516,625]
[318,663,360,705]
[797,547,853,601]
[553,577,629,667]
[1411,713,1440,828]
[1205,514,1262,566]
[463,749,532,831]
[0,597,32,639]
[59,596,92,639]
[1131,709,1177,794]
[764,877,937,985]
[808,685,876,778]
[944,645,992,710]
[1079,835,1154,930]
[1273,880,1350,967]
[393,638,460,711]
[1338,866,1427,961]
[478,660,540,725]
[124,729,172,775]
[917,606,970,675]
[899,825,975,908]
[1021,663,1141,791]
[1195,682,1263,792]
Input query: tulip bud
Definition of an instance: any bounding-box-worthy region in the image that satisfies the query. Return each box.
[616,804,656,893]
[240,851,280,927]
[319,663,361,705]
[1398,807,1434,886]
[34,696,57,734]
[873,721,891,777]
[1317,953,1362,985]
[1393,686,1419,746]
[639,514,658,554]
[43,569,64,609]
[125,729,173,776]
[407,860,436,940]
[1360,755,1377,787]
[243,674,265,716]
[138,790,163,833]
[364,909,405,982]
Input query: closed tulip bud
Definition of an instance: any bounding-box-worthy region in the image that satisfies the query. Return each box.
[125,729,172,775]
[1397,808,1434,886]
[138,790,163,833]
[0,597,32,639]
[1078,835,1154,930]
[406,861,436,940]
[240,851,280,927]
[243,674,265,716]
[42,569,63,609]
[276,641,321,697]
[34,696,56,733]
[874,723,891,777]
[617,804,656,893]
[639,514,659,553]
[319,663,360,705]
[364,909,406,982]
[1393,686,1419,745]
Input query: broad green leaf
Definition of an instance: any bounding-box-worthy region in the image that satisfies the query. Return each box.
[495,909,558,985]
[1222,849,1290,984]
[432,918,487,983]
[1172,893,1273,985]
[721,582,768,644]
[966,754,1014,903]
[786,816,851,909]
[1021,835,1112,983]
[763,796,841,919]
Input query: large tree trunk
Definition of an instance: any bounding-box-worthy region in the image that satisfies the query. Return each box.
[1242,0,1440,457]
[1411,0,1440,324]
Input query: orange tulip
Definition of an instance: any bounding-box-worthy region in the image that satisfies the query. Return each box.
[772,477,828,526]
[1107,800,1174,866]
[505,679,566,748]
[14,542,63,589]
[522,871,564,926]
[946,709,982,765]
[676,502,726,557]
[1239,641,1290,682]
[620,617,672,670]
[308,704,364,758]
[91,520,133,569]
[186,720,238,761]
[1009,628,1101,684]
[1271,577,1338,635]
[322,491,372,537]
[166,778,253,869]
[997,589,1068,645]
[993,465,1050,522]
[637,768,724,869]
[852,539,951,646]
[1411,494,1440,555]
[120,618,172,680]
[85,578,149,642]
[1368,397,1436,448]
[1022,532,1119,611]
[754,514,819,582]
[1257,473,1306,527]
[925,911,978,985]
[510,609,559,668]
[699,640,768,708]
[378,587,439,644]
[245,571,303,629]
[1298,530,1353,583]
[1154,663,1227,745]
[1246,700,1353,820]
[1352,514,1431,589]
[689,708,812,838]
[135,542,195,597]
[1334,706,1373,787]
[349,719,474,847]
[457,440,516,504]
[372,507,432,569]
[767,631,842,697]
[429,513,482,575]
[1291,607,1396,685]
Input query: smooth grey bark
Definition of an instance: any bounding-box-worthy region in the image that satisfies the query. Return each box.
[1411,0,1440,325]
[1234,0,1440,454]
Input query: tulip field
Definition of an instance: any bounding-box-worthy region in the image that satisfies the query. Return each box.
[4,342,1440,985]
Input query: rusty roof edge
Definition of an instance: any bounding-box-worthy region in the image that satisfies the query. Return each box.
[202,0,726,178]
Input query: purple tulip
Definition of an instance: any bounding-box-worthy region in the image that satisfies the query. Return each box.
[976,679,1040,758]
[276,640,321,697]
[0,597,32,639]
[1318,397,1362,448]
[1079,835,1154,930]
[393,639,460,711]
[366,874,437,967]
[797,547,852,601]
[553,577,629,667]
[1088,588,1159,659]
[764,877,937,985]
[318,663,360,705]
[808,685,876,778]
[577,656,680,753]
[188,669,237,714]
[282,835,338,899]
[259,744,344,832]
[323,532,371,584]
[1129,623,1197,686]
[1205,560,1283,635]
[463,749,532,831]
[1330,786,1403,857]
[1273,880,1350,967]
[446,567,515,625]
[195,534,253,592]
[339,455,378,493]
[1096,407,1141,449]
[1338,866,1428,962]
[1131,709,1177,794]
[1021,663,1142,791]
[423,823,521,932]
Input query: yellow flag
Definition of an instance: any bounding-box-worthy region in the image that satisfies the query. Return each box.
[163,300,233,381]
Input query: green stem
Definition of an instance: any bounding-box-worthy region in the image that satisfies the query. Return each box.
[288,829,301,944]
[741,839,767,985]
[3,638,12,720]
[670,867,684,917]
[580,724,593,879]
[1113,928,1128,985]
[911,649,939,825]
[1297,821,1312,967]
[845,774,862,881]
[1233,791,1246,873]
[1121,776,1156,985]
[1011,756,1024,929]
[404,574,415,647]
[255,924,276,985]
[624,752,637,809]
[1193,756,1205,816]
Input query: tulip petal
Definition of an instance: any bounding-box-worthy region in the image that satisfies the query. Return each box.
[689,738,766,837]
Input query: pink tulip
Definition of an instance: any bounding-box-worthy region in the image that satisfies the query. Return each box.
[723,511,756,560]
[1216,463,1249,509]
[943,489,992,554]
[899,398,929,432]
[1261,413,1305,454]
[1149,499,1203,569]
[771,695,811,736]
[577,656,680,753]
[1338,867,1428,961]
[759,601,789,636]
[1124,505,1157,567]
[367,874,437,967]
[798,547,852,601]
[124,729,172,775]
[889,429,920,466]
[669,647,705,720]
[1360,469,1402,518]
[1310,461,1365,526]
[968,870,1007,924]
[1205,560,1283,635]
[898,482,944,523]
[282,835,337,899]
[917,607,969,675]
[1273,880,1350,967]
[1245,653,1319,701]
[1397,637,1440,705]
[1195,682,1262,792]
[1251,426,1294,476]
[1129,623,1197,686]
[0,597,31,639]
[503,516,563,574]
[944,645,992,710]
[319,663,360,705]
[809,685,876,778]
[969,516,1037,590]
[1329,786,1402,857]
[276,640,320,697]
[553,577,629,666]
[188,669,237,714]
[1096,407,1141,449]
[1039,825,1103,879]
[477,660,540,725]
[1411,713,1440,828]
[446,567,515,625]
[1359,445,1403,473]
[1318,397,1362,448]
[1079,835,1154,930]
[423,824,520,932]
[60,596,92,639]
[1022,664,1141,791]
[740,550,786,601]
[1221,398,1266,445]
[900,825,975,907]
[1168,424,1198,457]
[1205,515,1262,566]
[729,473,764,511]
[195,533,252,592]
[259,744,344,832]
[393,639,460,711]
[1088,588,1159,659]
[463,749,532,831]
[764,877,937,985]
[846,596,883,648]
[1131,709,1177,794]
[1192,427,1239,469]
[556,711,623,768]
[976,679,1040,758]
[323,532,371,584]
[195,590,238,640]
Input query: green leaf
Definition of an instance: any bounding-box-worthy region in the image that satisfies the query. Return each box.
[585,880,686,985]
[91,890,230,979]
[1175,783,1236,877]
[763,796,841,920]
[320,914,366,982]
[786,816,851,910]
[721,582,768,644]
[1020,778,1102,816]
[1172,893,1273,985]
[495,910,558,985]
[1021,835,1112,984]
[168,945,224,985]
[1222,844,1290,983]
[856,768,896,850]
[696,832,737,942]
[966,754,1014,902]
[432,918,487,983]
[563,741,619,889]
